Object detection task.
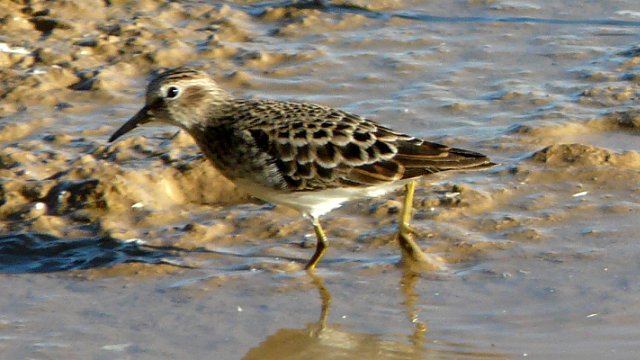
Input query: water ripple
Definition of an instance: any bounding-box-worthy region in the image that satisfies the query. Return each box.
[0,233,177,273]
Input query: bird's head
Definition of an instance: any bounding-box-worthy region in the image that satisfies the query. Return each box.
[109,67,231,142]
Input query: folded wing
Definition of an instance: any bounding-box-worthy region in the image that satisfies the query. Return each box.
[240,100,494,191]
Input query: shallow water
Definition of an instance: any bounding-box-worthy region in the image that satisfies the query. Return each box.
[1,0,640,359]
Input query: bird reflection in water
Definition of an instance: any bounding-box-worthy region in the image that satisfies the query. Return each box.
[242,270,506,360]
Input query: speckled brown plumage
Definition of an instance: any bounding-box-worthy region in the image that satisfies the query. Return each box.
[189,99,492,192]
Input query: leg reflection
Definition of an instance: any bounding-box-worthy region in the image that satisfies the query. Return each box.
[308,272,332,334]
[400,269,428,348]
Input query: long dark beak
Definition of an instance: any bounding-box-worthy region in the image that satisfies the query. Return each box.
[108,105,153,142]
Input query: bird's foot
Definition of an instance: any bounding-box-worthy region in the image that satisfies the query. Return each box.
[396,231,446,272]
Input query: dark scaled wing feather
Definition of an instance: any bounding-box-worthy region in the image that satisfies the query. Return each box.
[237,100,492,191]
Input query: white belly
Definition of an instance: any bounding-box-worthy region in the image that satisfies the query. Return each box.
[233,179,411,218]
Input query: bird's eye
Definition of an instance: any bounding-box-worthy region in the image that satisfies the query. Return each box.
[166,86,180,99]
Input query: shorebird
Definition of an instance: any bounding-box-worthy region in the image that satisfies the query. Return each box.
[109,68,493,270]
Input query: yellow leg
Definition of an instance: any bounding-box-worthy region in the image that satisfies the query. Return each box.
[305,217,328,271]
[400,180,416,235]
[397,180,429,264]
[396,182,447,271]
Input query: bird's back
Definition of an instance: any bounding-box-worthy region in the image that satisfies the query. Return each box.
[188,99,493,193]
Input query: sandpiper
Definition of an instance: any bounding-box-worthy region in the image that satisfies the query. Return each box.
[109,67,494,270]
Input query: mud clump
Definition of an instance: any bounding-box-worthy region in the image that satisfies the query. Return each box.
[598,109,640,131]
[43,179,104,215]
[0,127,250,242]
[531,143,640,168]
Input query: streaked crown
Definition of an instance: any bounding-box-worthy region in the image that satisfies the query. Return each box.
[145,67,232,129]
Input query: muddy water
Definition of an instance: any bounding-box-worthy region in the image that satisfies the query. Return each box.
[1,0,640,359]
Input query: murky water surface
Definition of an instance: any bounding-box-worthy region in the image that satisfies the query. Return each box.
[1,0,639,359]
